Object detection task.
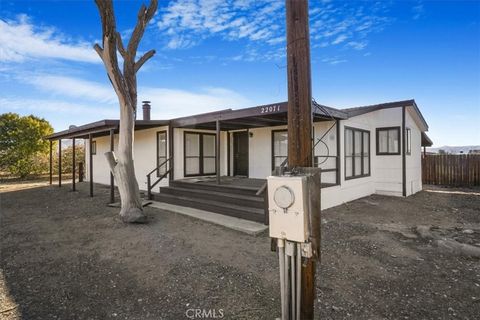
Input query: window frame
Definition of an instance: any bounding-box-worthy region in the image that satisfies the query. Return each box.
[406,128,412,155]
[91,141,96,155]
[156,130,167,177]
[271,129,288,170]
[376,126,401,155]
[183,131,217,177]
[344,126,371,180]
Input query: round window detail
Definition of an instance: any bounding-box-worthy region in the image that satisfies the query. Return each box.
[273,185,295,210]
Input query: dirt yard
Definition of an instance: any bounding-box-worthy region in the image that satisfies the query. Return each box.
[1,181,479,319]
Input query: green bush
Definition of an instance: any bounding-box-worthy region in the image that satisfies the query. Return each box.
[0,113,54,178]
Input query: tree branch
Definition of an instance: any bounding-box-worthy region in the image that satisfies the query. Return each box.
[116,32,127,58]
[135,49,155,73]
[93,43,104,61]
[127,0,158,59]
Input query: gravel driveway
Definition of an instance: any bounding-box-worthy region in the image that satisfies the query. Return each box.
[1,181,479,319]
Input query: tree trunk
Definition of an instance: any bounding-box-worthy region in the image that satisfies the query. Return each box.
[95,0,157,223]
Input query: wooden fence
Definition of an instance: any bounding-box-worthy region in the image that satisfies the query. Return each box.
[422,154,480,186]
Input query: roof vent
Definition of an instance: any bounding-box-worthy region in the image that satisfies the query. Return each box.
[142,101,151,121]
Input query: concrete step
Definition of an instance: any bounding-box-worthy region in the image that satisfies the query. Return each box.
[152,193,265,223]
[149,201,268,235]
[159,186,264,209]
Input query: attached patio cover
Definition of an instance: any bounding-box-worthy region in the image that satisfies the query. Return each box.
[44,119,169,200]
[45,119,169,140]
[170,101,347,130]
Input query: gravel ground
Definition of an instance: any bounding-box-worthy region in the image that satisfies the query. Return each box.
[1,181,479,319]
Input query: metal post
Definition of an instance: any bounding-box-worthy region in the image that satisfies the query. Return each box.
[58,139,62,187]
[89,134,93,197]
[336,120,341,185]
[286,0,316,319]
[216,120,221,184]
[227,131,230,177]
[72,138,76,191]
[49,140,53,185]
[402,106,406,196]
[168,125,174,181]
[109,129,115,203]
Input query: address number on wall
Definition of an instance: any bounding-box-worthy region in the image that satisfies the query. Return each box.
[260,105,281,114]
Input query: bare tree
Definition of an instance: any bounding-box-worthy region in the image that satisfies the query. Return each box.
[94,0,158,223]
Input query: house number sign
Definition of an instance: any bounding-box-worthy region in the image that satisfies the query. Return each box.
[260,104,281,114]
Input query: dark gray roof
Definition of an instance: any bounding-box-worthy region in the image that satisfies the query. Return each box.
[421,132,433,147]
[47,99,428,139]
[45,119,169,140]
[342,99,428,130]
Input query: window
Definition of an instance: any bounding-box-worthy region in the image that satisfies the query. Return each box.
[406,128,411,155]
[376,127,400,155]
[272,130,288,170]
[91,141,96,155]
[156,131,167,176]
[184,132,216,176]
[345,127,370,179]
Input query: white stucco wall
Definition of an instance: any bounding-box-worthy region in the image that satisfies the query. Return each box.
[85,126,169,192]
[405,107,423,196]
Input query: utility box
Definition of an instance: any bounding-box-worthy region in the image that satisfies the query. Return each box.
[267,175,310,242]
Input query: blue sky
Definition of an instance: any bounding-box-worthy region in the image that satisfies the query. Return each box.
[0,0,479,147]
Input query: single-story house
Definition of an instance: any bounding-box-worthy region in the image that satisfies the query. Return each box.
[46,99,433,224]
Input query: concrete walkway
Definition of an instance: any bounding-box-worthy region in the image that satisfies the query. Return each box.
[149,201,268,235]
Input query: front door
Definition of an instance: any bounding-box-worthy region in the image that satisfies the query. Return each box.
[233,131,249,176]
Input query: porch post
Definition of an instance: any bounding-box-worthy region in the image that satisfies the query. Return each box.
[58,139,62,187]
[109,129,115,203]
[216,120,221,184]
[89,133,93,197]
[227,131,230,177]
[423,146,426,157]
[72,138,76,191]
[168,125,174,181]
[336,119,341,185]
[49,140,53,185]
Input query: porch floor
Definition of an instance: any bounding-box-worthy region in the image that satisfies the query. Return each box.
[177,176,265,192]
[176,176,337,190]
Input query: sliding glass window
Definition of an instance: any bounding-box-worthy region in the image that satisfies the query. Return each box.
[184,132,216,177]
[345,127,370,180]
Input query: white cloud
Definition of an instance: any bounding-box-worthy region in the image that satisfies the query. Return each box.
[0,97,117,118]
[12,73,251,120]
[322,57,347,65]
[332,34,348,45]
[157,0,392,62]
[412,2,425,20]
[0,15,99,63]
[21,74,117,104]
[140,86,251,119]
[157,0,284,50]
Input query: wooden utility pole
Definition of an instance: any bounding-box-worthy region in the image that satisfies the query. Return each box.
[286,0,315,319]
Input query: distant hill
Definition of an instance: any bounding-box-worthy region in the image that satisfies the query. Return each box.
[426,145,480,154]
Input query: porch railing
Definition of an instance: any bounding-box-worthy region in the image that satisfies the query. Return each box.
[146,157,173,200]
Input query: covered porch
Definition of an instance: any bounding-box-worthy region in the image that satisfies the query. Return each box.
[45,119,169,203]
[164,101,346,189]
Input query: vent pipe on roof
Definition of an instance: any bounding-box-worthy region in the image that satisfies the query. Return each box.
[142,101,151,120]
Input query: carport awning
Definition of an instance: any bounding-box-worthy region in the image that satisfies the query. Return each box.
[170,101,346,130]
[45,119,169,140]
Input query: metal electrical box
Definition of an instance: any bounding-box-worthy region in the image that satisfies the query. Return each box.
[267,175,310,242]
